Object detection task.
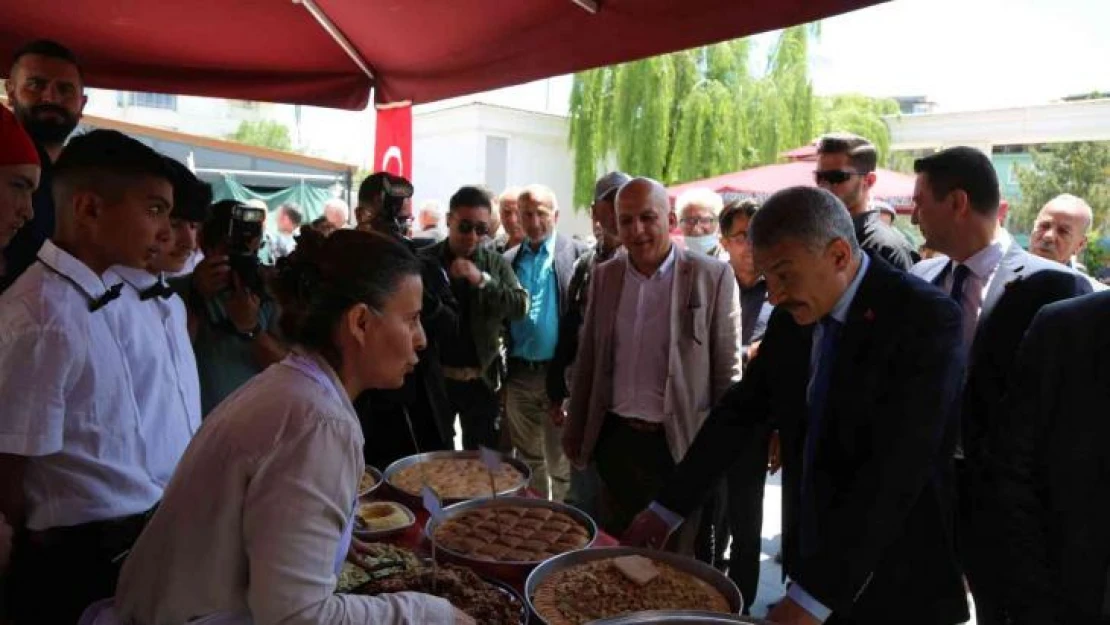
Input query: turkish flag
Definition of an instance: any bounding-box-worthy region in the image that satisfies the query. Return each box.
[372,103,412,180]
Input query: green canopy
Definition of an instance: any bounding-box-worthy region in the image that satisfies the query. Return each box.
[209,174,335,224]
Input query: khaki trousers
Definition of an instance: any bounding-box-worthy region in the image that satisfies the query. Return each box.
[505,362,569,500]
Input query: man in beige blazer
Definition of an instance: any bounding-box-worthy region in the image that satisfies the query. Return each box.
[562,177,742,554]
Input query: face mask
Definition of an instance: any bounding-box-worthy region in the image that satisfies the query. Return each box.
[685,234,718,255]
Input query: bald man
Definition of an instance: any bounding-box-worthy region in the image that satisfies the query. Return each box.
[1029,194,1107,291]
[563,177,741,555]
[323,198,349,230]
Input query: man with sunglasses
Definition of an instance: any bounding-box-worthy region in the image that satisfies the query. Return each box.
[816,133,918,271]
[423,186,528,450]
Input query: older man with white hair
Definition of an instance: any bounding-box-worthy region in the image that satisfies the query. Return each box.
[1029,193,1107,291]
[676,187,727,259]
[323,197,349,229]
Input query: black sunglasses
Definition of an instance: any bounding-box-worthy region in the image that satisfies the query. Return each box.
[456,219,490,236]
[814,170,866,185]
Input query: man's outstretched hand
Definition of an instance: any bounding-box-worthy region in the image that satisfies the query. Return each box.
[620,508,673,550]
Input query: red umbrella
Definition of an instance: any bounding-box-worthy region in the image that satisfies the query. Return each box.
[0,0,885,109]
[668,161,917,213]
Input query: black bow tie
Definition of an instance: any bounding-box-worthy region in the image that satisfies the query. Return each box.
[140,281,175,301]
[89,283,124,312]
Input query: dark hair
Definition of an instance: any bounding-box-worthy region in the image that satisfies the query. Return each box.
[273,229,422,363]
[719,198,760,235]
[163,157,212,223]
[11,39,82,78]
[750,186,860,255]
[53,130,173,209]
[449,185,494,212]
[281,203,304,227]
[913,147,1001,217]
[358,172,397,206]
[817,133,878,173]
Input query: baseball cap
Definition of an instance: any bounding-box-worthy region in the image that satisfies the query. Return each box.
[593,171,631,203]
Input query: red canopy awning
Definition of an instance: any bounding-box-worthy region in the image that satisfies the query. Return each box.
[668,161,917,212]
[0,0,885,110]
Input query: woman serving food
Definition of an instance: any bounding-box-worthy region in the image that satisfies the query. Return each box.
[112,229,473,624]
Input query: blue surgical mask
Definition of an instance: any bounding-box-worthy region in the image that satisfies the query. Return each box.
[685,234,718,255]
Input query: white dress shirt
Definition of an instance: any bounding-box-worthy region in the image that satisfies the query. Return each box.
[940,229,1009,347]
[106,266,201,487]
[0,241,162,530]
[116,352,455,625]
[610,245,677,423]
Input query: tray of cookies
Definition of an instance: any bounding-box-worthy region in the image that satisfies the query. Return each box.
[383,451,531,505]
[425,496,597,580]
[525,547,743,625]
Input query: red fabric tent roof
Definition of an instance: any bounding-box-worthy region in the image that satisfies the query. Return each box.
[668,161,917,211]
[0,0,885,109]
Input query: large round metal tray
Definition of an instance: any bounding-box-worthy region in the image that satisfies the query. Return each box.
[484,576,531,625]
[588,611,769,624]
[524,547,744,624]
[359,465,384,498]
[383,450,531,506]
[425,496,598,580]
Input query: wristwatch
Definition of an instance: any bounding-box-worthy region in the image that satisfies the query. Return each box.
[477,271,492,289]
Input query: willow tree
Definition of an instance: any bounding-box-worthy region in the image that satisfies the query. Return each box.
[815,94,901,164]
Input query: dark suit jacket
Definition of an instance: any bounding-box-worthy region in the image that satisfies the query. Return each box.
[990,291,1110,625]
[911,240,1092,467]
[658,257,969,624]
[503,234,589,359]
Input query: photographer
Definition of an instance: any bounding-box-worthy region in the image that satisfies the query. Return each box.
[172,199,287,416]
[353,173,457,466]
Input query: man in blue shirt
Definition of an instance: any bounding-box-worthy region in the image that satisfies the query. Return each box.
[503,184,588,500]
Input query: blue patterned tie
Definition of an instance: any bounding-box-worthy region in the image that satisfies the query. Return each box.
[801,316,842,556]
[950,263,971,310]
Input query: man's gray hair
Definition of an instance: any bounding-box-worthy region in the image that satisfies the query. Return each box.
[750,186,861,255]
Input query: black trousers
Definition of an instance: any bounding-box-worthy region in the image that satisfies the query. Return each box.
[725,426,770,613]
[445,378,499,451]
[5,509,152,625]
[956,460,1006,625]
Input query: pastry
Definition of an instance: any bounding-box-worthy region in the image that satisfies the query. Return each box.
[355,501,411,532]
[359,469,378,493]
[356,562,523,625]
[531,556,732,625]
[391,458,524,499]
[433,505,591,562]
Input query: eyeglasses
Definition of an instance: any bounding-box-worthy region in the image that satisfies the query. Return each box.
[680,216,717,228]
[814,170,866,186]
[456,220,490,236]
[722,231,748,244]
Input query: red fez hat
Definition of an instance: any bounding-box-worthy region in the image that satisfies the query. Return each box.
[0,106,41,167]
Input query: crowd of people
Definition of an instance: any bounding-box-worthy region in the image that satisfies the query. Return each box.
[0,37,1107,625]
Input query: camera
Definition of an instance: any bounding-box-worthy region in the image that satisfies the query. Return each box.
[227,204,266,293]
[373,174,415,239]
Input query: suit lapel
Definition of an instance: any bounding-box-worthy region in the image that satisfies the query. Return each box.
[602,259,626,377]
[826,265,883,412]
[671,248,697,344]
[981,242,1025,324]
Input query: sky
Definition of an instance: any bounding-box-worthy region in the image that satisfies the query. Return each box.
[431,0,1110,117]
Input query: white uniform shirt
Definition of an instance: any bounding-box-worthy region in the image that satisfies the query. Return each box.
[610,246,677,423]
[106,266,201,487]
[0,241,162,530]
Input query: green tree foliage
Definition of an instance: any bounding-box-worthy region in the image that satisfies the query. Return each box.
[1013,142,1110,232]
[227,119,294,152]
[568,24,897,209]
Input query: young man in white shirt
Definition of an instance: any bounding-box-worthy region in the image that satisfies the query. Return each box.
[104,156,208,488]
[0,129,175,624]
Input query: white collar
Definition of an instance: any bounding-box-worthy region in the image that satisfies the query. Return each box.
[110,265,160,291]
[37,240,119,300]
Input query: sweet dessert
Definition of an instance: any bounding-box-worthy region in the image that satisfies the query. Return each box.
[531,556,732,625]
[391,458,524,499]
[336,542,422,593]
[359,469,378,493]
[354,501,411,533]
[356,561,524,624]
[434,505,590,562]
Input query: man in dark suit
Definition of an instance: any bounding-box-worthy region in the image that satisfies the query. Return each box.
[503,184,589,500]
[909,147,1092,625]
[988,291,1110,625]
[625,186,969,625]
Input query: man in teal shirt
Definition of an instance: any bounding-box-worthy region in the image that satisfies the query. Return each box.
[503,185,589,500]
